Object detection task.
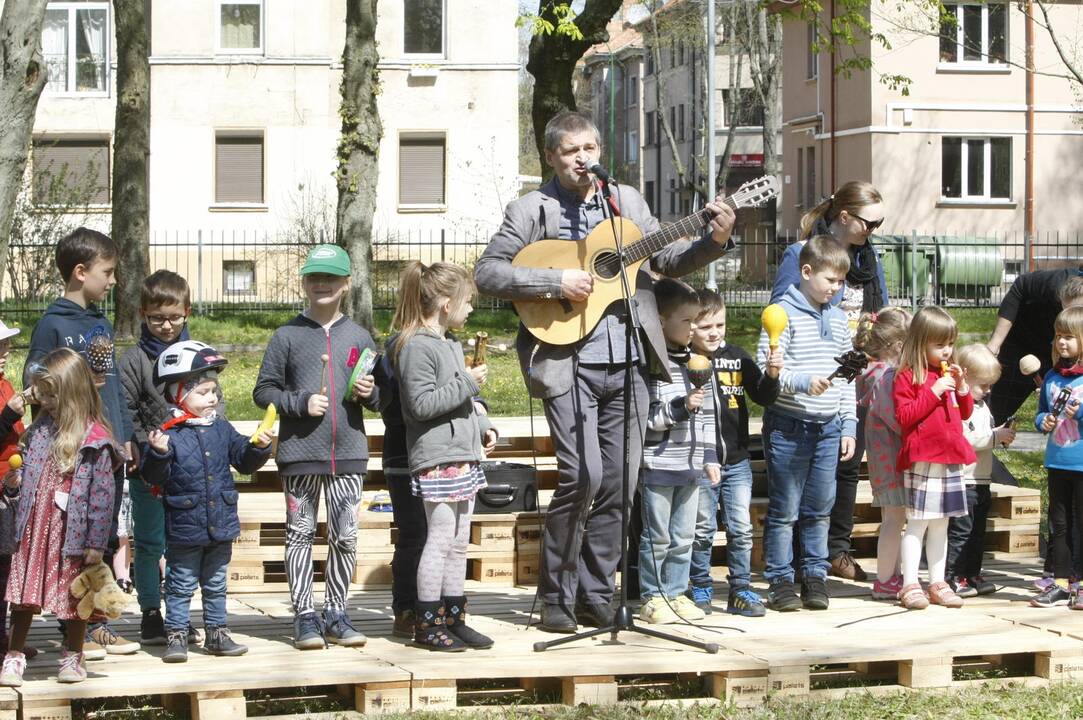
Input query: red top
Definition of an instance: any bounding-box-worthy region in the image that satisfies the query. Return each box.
[0,377,24,476]
[892,367,975,471]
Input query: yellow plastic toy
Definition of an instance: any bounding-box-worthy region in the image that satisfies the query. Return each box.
[761,304,789,350]
[7,454,21,470]
[251,403,276,444]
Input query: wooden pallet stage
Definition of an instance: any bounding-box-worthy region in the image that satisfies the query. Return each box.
[9,554,1083,718]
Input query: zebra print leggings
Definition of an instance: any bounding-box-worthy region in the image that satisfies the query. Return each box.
[283,474,363,615]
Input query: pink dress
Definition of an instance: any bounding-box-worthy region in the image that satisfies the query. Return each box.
[859,361,908,508]
[6,455,82,619]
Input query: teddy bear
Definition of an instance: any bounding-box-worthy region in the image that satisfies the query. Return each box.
[70,562,128,620]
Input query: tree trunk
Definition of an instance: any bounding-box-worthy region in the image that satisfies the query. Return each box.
[336,0,381,331]
[112,0,151,339]
[0,1,50,288]
[527,0,623,179]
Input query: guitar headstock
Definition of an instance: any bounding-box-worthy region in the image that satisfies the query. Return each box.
[832,350,869,383]
[729,176,781,210]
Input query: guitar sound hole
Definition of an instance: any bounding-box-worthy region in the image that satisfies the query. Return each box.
[593,251,620,280]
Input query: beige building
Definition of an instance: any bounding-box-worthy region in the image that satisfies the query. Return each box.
[29,0,520,238]
[780,1,1083,236]
[581,1,775,225]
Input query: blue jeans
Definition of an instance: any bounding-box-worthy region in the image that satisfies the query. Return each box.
[638,483,699,599]
[762,411,842,584]
[164,541,232,630]
[689,482,721,589]
[721,460,755,588]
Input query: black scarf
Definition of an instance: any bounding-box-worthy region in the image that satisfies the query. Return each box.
[137,323,191,360]
[812,216,885,313]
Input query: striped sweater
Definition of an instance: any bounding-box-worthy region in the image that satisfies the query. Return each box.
[756,285,858,438]
[643,348,720,485]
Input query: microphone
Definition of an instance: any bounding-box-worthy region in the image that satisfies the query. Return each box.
[588,162,612,183]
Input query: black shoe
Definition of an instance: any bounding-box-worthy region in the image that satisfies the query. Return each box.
[162,629,188,664]
[186,624,202,645]
[413,600,466,652]
[140,609,167,646]
[443,596,493,649]
[392,609,416,639]
[203,626,248,656]
[801,577,830,610]
[768,581,802,612]
[574,599,613,628]
[538,603,576,633]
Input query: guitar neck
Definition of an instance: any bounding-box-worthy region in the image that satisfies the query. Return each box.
[624,196,738,265]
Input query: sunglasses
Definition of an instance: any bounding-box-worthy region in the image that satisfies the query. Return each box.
[850,212,885,233]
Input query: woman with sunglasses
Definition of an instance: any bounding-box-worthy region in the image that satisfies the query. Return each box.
[769,180,889,585]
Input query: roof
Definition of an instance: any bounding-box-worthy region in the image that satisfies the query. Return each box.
[582,23,645,62]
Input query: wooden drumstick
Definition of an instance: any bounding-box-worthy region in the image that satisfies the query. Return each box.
[472,332,489,368]
[320,354,329,396]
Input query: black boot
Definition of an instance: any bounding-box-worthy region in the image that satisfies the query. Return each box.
[443,596,493,649]
[203,626,247,656]
[413,601,466,652]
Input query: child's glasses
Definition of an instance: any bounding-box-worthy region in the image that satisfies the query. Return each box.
[146,314,187,326]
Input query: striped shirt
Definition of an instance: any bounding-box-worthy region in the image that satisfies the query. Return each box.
[643,349,720,485]
[756,285,858,438]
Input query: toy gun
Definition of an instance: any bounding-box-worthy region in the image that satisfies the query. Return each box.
[826,351,868,383]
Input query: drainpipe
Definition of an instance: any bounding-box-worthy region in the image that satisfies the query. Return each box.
[1024,0,1035,268]
[829,0,836,193]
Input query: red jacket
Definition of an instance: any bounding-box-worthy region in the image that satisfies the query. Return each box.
[892,367,975,471]
[0,377,24,475]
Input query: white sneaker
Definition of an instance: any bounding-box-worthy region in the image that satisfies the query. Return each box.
[672,595,706,621]
[639,597,679,624]
[0,651,25,687]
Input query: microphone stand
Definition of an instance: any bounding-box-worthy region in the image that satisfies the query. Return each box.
[533,176,719,655]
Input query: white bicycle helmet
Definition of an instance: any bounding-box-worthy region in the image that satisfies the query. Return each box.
[154,340,228,387]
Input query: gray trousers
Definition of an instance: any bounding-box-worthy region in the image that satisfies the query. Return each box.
[539,362,649,606]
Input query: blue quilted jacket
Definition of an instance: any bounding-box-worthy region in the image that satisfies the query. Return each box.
[141,417,271,545]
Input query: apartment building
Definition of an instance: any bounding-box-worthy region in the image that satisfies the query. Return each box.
[31,0,520,239]
[780,1,1083,235]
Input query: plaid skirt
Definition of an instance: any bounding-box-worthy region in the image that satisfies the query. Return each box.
[904,461,968,520]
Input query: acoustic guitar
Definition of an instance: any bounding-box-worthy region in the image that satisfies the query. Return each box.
[512,175,780,346]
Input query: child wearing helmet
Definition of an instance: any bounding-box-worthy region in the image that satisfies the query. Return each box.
[141,341,273,663]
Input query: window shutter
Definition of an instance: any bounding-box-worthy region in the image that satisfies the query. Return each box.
[32,139,110,204]
[215,135,263,203]
[399,134,445,205]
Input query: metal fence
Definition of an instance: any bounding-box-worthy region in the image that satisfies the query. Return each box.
[1,226,1080,319]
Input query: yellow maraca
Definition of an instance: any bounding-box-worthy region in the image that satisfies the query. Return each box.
[761,304,788,350]
[7,453,21,470]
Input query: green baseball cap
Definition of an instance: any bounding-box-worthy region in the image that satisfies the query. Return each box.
[300,244,351,276]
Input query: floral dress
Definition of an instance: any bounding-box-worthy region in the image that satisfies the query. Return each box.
[6,453,82,619]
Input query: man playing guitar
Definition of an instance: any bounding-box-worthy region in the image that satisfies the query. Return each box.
[474,112,735,633]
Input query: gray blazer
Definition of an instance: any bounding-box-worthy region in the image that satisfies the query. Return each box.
[475,179,733,399]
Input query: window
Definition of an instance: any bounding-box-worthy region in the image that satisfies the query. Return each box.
[800,145,816,208]
[32,137,110,204]
[43,3,109,94]
[806,22,819,80]
[223,260,256,295]
[399,132,446,206]
[668,106,676,139]
[680,196,691,216]
[723,88,766,126]
[940,3,1007,64]
[669,41,676,68]
[404,0,444,56]
[626,74,637,107]
[942,137,1011,200]
[678,104,685,141]
[645,111,656,146]
[797,147,805,208]
[215,133,264,204]
[668,178,675,215]
[645,51,654,76]
[645,180,655,214]
[677,41,685,66]
[626,130,638,164]
[217,1,262,54]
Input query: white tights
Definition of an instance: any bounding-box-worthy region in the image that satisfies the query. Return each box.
[876,506,907,582]
[901,517,949,587]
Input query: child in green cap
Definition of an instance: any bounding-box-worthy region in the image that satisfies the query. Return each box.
[253,244,381,649]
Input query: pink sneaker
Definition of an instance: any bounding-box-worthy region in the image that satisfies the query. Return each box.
[871,574,903,600]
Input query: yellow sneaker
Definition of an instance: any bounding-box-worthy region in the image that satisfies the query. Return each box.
[639,597,679,625]
[672,595,706,621]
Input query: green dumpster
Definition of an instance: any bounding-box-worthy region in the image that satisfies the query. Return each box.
[935,236,1003,303]
[873,235,935,303]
